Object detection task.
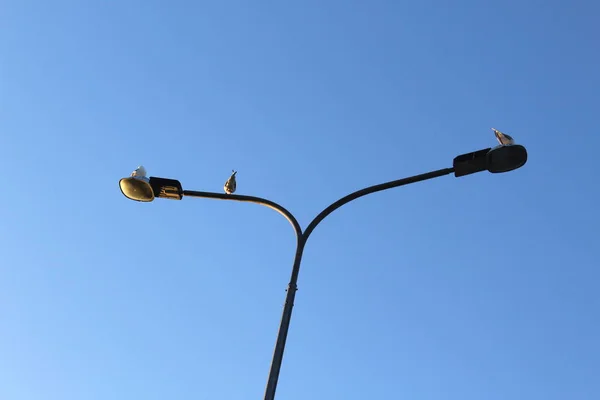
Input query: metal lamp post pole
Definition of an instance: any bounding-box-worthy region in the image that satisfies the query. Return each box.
[120,144,527,400]
[185,168,456,400]
[261,167,455,400]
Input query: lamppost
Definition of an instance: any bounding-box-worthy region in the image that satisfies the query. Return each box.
[119,142,527,400]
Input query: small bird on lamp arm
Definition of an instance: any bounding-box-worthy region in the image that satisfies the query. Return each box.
[224,170,237,194]
[492,128,515,145]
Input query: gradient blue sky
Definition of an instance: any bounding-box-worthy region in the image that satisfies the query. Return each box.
[2,1,599,399]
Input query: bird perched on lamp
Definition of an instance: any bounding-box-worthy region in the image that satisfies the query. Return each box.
[224,170,237,194]
[492,128,515,145]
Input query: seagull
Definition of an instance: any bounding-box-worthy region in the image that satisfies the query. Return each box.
[131,165,147,178]
[224,170,237,194]
[492,128,515,145]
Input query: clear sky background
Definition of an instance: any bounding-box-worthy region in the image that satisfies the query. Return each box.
[1,1,599,399]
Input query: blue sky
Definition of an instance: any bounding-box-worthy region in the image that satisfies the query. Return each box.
[1,0,599,399]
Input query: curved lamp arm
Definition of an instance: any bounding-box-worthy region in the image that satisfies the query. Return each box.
[183,190,303,244]
[303,167,455,241]
[120,172,302,241]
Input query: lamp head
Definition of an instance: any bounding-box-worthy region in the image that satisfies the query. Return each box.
[486,144,528,173]
[119,166,184,201]
[119,166,155,202]
[453,145,528,177]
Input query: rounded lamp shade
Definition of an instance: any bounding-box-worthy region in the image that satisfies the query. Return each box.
[119,177,155,202]
[487,144,527,173]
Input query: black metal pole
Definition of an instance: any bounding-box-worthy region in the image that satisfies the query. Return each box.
[262,237,306,400]
[183,168,457,400]
[263,167,454,400]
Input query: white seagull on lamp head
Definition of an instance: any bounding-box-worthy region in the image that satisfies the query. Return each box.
[492,128,515,145]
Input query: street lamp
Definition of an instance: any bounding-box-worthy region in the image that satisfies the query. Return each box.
[119,143,527,400]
